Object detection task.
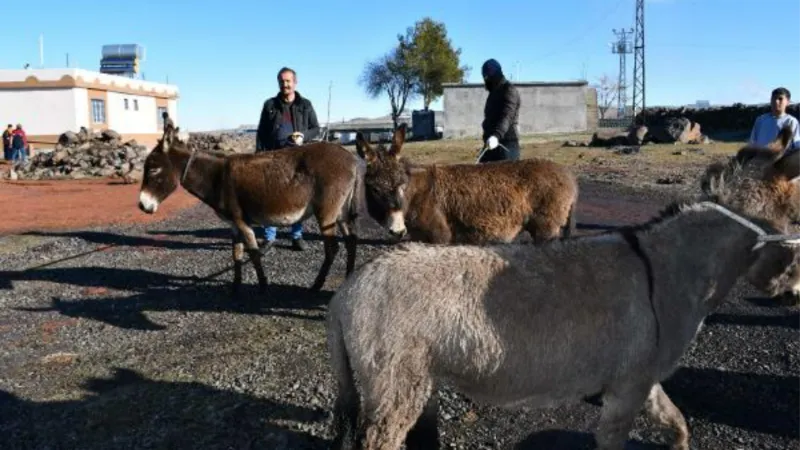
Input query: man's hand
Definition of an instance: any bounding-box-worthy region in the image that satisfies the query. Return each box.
[486,135,498,150]
[290,132,304,145]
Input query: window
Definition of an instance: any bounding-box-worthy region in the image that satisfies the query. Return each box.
[91,99,106,123]
[124,98,129,110]
[133,99,139,111]
[157,106,168,127]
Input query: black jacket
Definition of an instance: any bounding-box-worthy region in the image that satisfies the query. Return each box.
[256,91,320,151]
[482,79,521,144]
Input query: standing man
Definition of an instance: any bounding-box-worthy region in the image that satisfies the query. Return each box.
[2,124,13,160]
[255,66,321,250]
[479,58,521,163]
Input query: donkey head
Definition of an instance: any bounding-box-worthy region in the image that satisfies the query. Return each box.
[746,237,800,303]
[355,124,410,238]
[138,124,187,214]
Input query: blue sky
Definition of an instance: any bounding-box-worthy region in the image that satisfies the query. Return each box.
[2,0,798,131]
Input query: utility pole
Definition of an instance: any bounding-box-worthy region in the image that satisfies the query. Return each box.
[611,27,633,118]
[632,0,646,123]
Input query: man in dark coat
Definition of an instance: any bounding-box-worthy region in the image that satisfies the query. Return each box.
[255,67,321,250]
[479,59,521,163]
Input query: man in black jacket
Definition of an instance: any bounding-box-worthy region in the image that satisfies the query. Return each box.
[479,59,521,163]
[255,66,321,250]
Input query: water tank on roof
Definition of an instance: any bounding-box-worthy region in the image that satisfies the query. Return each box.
[102,44,145,60]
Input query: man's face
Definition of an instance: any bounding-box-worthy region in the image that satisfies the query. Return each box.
[278,71,296,97]
[771,94,789,114]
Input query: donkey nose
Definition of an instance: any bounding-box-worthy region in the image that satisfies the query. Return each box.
[390,228,407,238]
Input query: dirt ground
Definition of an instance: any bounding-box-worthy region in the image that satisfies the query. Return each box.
[0,162,199,236]
[0,135,796,449]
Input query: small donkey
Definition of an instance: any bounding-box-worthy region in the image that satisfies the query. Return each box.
[327,194,799,449]
[138,125,365,295]
[355,124,578,245]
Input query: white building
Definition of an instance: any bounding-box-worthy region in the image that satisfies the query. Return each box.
[0,68,179,149]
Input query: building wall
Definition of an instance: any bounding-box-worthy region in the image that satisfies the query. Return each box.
[0,68,180,148]
[442,82,591,139]
[106,92,159,134]
[0,88,80,135]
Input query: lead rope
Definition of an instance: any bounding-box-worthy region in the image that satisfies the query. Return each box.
[696,201,800,249]
[475,143,511,164]
[180,147,198,185]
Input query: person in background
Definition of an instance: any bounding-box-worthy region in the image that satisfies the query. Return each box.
[10,124,28,164]
[3,124,13,160]
[162,111,175,130]
[479,58,522,163]
[749,86,800,154]
[254,66,321,251]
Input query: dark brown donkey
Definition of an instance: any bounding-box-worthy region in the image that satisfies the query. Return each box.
[355,124,578,245]
[138,125,364,295]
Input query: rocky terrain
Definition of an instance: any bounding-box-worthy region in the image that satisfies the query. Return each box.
[9,128,146,183]
[0,180,796,450]
[187,131,255,154]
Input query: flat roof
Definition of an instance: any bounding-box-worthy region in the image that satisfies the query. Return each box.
[443,80,588,88]
[0,68,179,99]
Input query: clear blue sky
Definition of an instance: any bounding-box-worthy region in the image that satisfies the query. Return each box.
[2,0,798,132]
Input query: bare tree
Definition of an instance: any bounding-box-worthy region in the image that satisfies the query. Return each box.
[593,74,619,119]
[359,47,417,130]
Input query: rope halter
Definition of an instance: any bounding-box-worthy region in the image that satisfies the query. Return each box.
[698,201,800,250]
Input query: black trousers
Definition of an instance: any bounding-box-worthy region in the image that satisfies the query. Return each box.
[478,140,520,163]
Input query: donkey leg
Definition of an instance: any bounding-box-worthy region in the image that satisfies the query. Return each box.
[235,221,268,293]
[404,389,440,450]
[231,233,245,298]
[360,365,433,450]
[595,381,652,450]
[644,383,690,450]
[337,221,358,277]
[311,220,340,291]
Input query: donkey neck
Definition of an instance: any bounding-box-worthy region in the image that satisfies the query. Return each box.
[405,165,436,211]
[169,147,225,209]
[639,206,764,310]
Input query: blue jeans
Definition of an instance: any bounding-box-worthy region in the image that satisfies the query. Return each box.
[263,222,303,241]
[11,148,26,164]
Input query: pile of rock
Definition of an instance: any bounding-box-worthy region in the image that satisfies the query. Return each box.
[10,127,146,183]
[575,116,711,148]
[187,132,255,154]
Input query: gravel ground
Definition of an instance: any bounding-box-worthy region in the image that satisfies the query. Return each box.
[0,180,797,450]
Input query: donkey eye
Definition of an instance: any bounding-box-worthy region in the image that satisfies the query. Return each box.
[149,168,162,175]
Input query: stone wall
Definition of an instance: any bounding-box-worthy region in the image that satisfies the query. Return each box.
[636,103,800,133]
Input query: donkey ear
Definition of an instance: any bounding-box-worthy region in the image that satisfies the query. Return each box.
[770,122,795,151]
[771,149,800,182]
[389,123,407,158]
[355,131,378,164]
[162,124,177,152]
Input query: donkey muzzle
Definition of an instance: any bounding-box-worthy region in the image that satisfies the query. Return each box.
[387,210,407,238]
[138,191,159,214]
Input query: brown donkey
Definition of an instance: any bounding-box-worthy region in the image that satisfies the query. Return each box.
[355,124,578,245]
[137,125,364,295]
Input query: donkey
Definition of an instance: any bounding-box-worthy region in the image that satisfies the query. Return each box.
[327,193,800,449]
[137,125,365,295]
[700,123,800,303]
[354,124,578,245]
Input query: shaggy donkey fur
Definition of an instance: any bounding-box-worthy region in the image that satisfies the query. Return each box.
[355,124,578,245]
[138,125,365,295]
[700,123,800,303]
[327,196,799,450]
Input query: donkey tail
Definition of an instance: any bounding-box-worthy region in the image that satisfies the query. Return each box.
[328,315,360,449]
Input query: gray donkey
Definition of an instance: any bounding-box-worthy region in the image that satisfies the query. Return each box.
[326,196,799,450]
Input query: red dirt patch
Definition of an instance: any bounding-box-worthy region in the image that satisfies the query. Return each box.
[0,176,199,236]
